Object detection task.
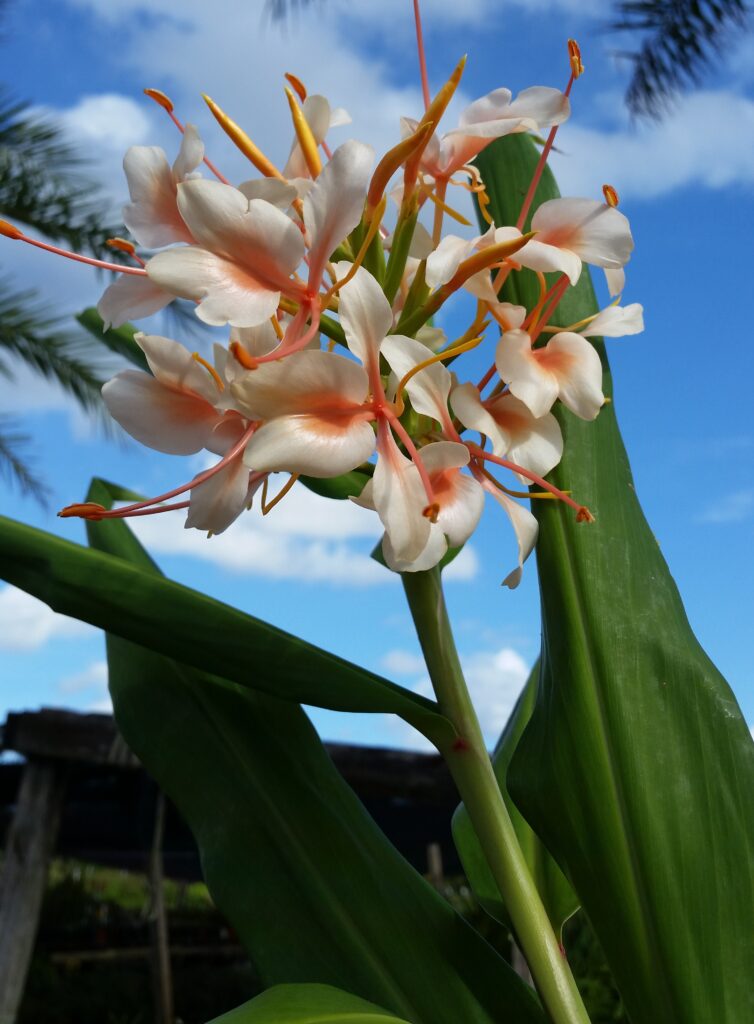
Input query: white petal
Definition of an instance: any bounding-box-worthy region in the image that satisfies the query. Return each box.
[451,382,499,438]
[532,198,634,270]
[543,332,604,420]
[335,264,393,372]
[176,179,305,289]
[237,178,299,210]
[381,334,452,427]
[122,145,192,248]
[495,329,559,418]
[329,106,352,128]
[242,414,375,477]
[372,430,431,564]
[481,478,539,589]
[504,86,570,127]
[425,233,477,289]
[381,523,447,573]
[415,325,447,351]
[185,454,255,534]
[496,226,582,285]
[581,303,644,338]
[419,441,483,548]
[230,321,280,357]
[135,332,220,403]
[605,267,625,297]
[97,274,172,330]
[484,393,563,478]
[304,140,374,286]
[172,124,205,182]
[102,371,218,454]
[147,246,281,328]
[230,349,368,420]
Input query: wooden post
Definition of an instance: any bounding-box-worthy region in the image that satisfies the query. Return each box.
[0,759,66,1024]
[148,789,174,1024]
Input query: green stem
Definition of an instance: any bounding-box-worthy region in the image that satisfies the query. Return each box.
[401,568,591,1024]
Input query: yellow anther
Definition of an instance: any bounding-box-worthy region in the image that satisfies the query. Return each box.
[394,334,484,416]
[270,315,284,340]
[192,352,225,391]
[107,237,136,256]
[322,196,387,303]
[603,183,619,207]
[568,39,584,78]
[262,473,299,515]
[285,87,322,178]
[285,72,307,103]
[203,94,285,181]
[367,122,434,215]
[425,188,472,227]
[144,88,175,112]
[58,502,107,520]
[0,219,22,240]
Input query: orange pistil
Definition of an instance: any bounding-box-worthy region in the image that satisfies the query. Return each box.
[230,342,259,371]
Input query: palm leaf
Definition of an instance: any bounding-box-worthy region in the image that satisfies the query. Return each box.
[611,0,748,117]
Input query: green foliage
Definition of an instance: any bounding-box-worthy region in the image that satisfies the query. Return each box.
[207,985,411,1023]
[611,0,748,118]
[476,132,754,1024]
[80,478,547,1024]
[452,666,578,937]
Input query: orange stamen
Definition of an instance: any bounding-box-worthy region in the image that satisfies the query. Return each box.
[143,87,174,112]
[568,39,585,79]
[2,223,147,275]
[284,87,322,177]
[284,72,307,102]
[0,219,23,239]
[202,93,285,181]
[192,352,225,391]
[230,342,259,370]
[602,183,619,207]
[262,473,299,515]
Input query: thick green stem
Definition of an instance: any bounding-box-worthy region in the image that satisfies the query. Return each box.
[401,568,591,1024]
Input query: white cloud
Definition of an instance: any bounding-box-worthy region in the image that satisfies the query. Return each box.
[58,659,112,712]
[697,488,754,525]
[59,93,152,152]
[0,586,94,651]
[389,644,530,749]
[550,90,754,200]
[381,648,426,676]
[130,482,479,586]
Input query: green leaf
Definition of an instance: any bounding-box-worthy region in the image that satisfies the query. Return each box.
[207,985,411,1023]
[76,307,148,371]
[299,469,372,500]
[0,509,451,739]
[477,134,754,1023]
[84,480,546,1024]
[452,665,578,937]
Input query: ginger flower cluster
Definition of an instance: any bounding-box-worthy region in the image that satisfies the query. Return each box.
[2,36,643,588]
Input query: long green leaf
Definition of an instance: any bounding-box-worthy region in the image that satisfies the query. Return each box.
[477,134,754,1023]
[85,478,546,1024]
[0,512,449,737]
[452,665,578,937]
[208,985,410,1023]
[76,307,148,371]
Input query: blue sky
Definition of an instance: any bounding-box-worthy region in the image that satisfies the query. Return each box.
[1,0,752,749]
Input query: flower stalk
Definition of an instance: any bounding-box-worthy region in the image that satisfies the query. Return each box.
[401,567,592,1024]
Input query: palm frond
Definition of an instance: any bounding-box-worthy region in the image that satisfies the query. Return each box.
[0,282,106,412]
[0,416,47,505]
[0,89,124,257]
[611,0,749,118]
[264,0,319,22]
